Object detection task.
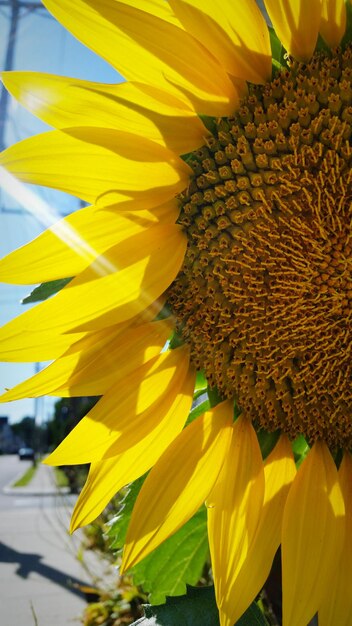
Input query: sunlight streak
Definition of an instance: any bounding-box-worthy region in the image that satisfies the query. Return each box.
[0,167,169,320]
[0,166,117,276]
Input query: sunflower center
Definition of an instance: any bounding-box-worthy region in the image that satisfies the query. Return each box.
[167,45,352,449]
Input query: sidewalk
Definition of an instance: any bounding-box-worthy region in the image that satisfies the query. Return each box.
[0,463,116,626]
[3,461,70,496]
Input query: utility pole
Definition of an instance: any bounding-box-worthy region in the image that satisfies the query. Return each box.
[0,2,55,432]
[0,1,44,151]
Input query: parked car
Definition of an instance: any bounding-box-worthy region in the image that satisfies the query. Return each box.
[18,447,35,461]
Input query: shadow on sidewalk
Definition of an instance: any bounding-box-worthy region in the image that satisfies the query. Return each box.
[0,541,91,599]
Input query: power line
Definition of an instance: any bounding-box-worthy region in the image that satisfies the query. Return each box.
[0,1,78,218]
[0,1,19,151]
[0,0,46,150]
[0,2,43,9]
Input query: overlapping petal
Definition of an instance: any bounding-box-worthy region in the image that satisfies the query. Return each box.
[44,345,192,465]
[63,295,167,334]
[0,207,157,284]
[43,0,240,116]
[0,319,172,401]
[320,0,346,48]
[169,0,271,84]
[0,128,190,204]
[0,327,85,362]
[69,351,196,530]
[219,435,296,624]
[2,72,207,154]
[121,400,234,572]
[0,224,186,336]
[319,453,352,626]
[282,442,345,626]
[0,296,164,363]
[265,0,321,61]
[207,416,265,626]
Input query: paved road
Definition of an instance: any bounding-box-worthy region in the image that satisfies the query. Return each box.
[0,453,32,502]
[0,454,32,490]
[0,454,51,511]
[0,454,68,512]
[0,455,114,626]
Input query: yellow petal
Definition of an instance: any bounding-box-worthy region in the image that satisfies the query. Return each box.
[2,72,207,154]
[65,295,167,334]
[0,128,190,204]
[54,319,172,397]
[45,346,191,465]
[282,442,345,626]
[42,0,239,116]
[264,0,321,61]
[0,328,85,362]
[222,435,296,624]
[207,416,265,626]
[169,0,271,84]
[0,207,156,284]
[0,296,164,362]
[121,399,234,572]
[142,199,179,224]
[319,452,352,626]
[0,224,186,336]
[320,0,346,48]
[69,357,196,531]
[0,319,172,401]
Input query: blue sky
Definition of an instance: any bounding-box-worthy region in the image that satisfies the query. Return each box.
[0,1,121,422]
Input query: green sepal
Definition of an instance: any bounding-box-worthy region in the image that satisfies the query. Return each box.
[315,33,332,55]
[169,330,185,350]
[269,27,287,73]
[131,508,208,605]
[334,448,343,469]
[155,304,172,321]
[198,114,218,135]
[292,435,309,467]
[130,585,268,626]
[21,277,73,304]
[257,429,281,460]
[207,385,225,408]
[341,2,352,50]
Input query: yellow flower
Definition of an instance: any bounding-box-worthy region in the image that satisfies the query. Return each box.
[0,1,351,624]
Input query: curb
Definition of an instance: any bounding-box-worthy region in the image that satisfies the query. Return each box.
[2,464,71,496]
[3,485,71,496]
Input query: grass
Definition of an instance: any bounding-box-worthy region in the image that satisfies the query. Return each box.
[54,466,69,488]
[13,464,37,487]
[12,463,69,490]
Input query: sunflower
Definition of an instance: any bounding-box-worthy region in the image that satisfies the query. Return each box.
[0,0,351,624]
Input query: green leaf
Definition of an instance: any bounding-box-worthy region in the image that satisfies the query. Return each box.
[106,475,147,550]
[130,585,268,626]
[207,385,225,407]
[269,27,287,72]
[195,370,207,393]
[131,507,209,605]
[21,277,73,304]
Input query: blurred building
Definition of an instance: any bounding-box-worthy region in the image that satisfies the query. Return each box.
[0,415,21,453]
